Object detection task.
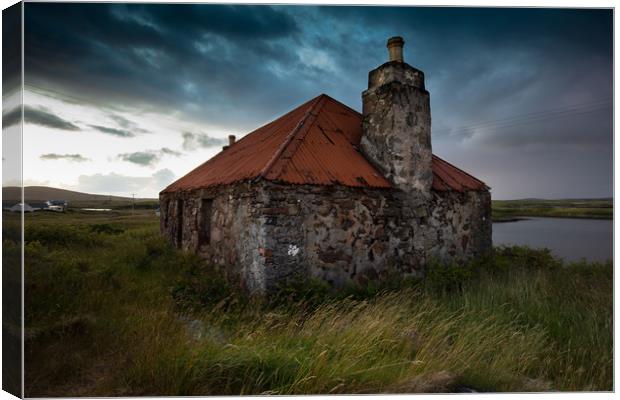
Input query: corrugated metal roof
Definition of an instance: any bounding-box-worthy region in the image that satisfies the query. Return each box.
[162,94,488,193]
[431,155,488,192]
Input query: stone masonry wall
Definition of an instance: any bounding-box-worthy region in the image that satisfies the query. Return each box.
[160,182,268,292]
[255,181,491,291]
[255,182,425,290]
[427,190,492,261]
[160,180,492,293]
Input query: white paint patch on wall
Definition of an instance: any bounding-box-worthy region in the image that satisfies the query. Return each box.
[287,244,300,257]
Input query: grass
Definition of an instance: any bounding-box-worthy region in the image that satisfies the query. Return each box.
[13,210,612,396]
[3,211,22,396]
[492,198,613,221]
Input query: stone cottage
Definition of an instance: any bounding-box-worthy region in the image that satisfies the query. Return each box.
[160,37,492,293]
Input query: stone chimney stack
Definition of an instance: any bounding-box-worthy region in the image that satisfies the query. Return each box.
[360,36,432,195]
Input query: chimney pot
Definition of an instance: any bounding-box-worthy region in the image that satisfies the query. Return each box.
[228,135,236,146]
[386,36,405,62]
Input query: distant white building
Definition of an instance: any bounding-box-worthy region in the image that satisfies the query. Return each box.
[46,200,67,212]
[7,203,35,212]
[3,200,67,213]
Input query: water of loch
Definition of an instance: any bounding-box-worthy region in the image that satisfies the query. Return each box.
[493,217,612,262]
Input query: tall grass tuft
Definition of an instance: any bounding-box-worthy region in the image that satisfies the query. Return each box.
[19,211,612,396]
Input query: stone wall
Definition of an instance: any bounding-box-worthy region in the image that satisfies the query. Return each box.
[160,180,492,293]
[254,181,491,290]
[160,182,267,291]
[255,182,425,290]
[427,190,492,261]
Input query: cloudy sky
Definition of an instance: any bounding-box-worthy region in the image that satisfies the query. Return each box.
[2,4,613,199]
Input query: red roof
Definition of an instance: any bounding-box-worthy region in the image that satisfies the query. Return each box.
[163,94,488,193]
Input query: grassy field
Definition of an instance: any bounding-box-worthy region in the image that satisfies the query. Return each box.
[65,199,160,210]
[492,198,613,221]
[11,209,612,396]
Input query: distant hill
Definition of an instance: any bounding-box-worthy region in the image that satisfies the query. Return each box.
[511,197,613,202]
[2,186,156,202]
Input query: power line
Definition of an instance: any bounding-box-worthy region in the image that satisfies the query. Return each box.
[434,98,612,136]
[437,98,611,131]
[434,100,611,135]
[437,100,610,133]
[439,106,611,138]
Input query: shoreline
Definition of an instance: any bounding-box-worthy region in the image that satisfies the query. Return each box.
[492,214,612,223]
[492,217,529,223]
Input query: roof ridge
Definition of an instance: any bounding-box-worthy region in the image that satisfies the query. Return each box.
[320,93,362,117]
[259,95,327,181]
[228,95,320,151]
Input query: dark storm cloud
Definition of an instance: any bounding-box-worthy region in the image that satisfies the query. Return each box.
[108,114,150,134]
[114,3,297,39]
[25,106,80,130]
[3,105,81,130]
[24,4,612,197]
[40,153,90,162]
[118,151,159,166]
[24,3,302,129]
[3,3,22,96]
[311,7,612,143]
[2,106,20,128]
[23,5,612,131]
[117,147,182,166]
[90,114,151,136]
[89,124,134,138]
[182,131,227,150]
[159,147,182,157]
[302,7,612,198]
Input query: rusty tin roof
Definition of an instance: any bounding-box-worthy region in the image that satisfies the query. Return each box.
[162,94,488,193]
[431,155,488,192]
